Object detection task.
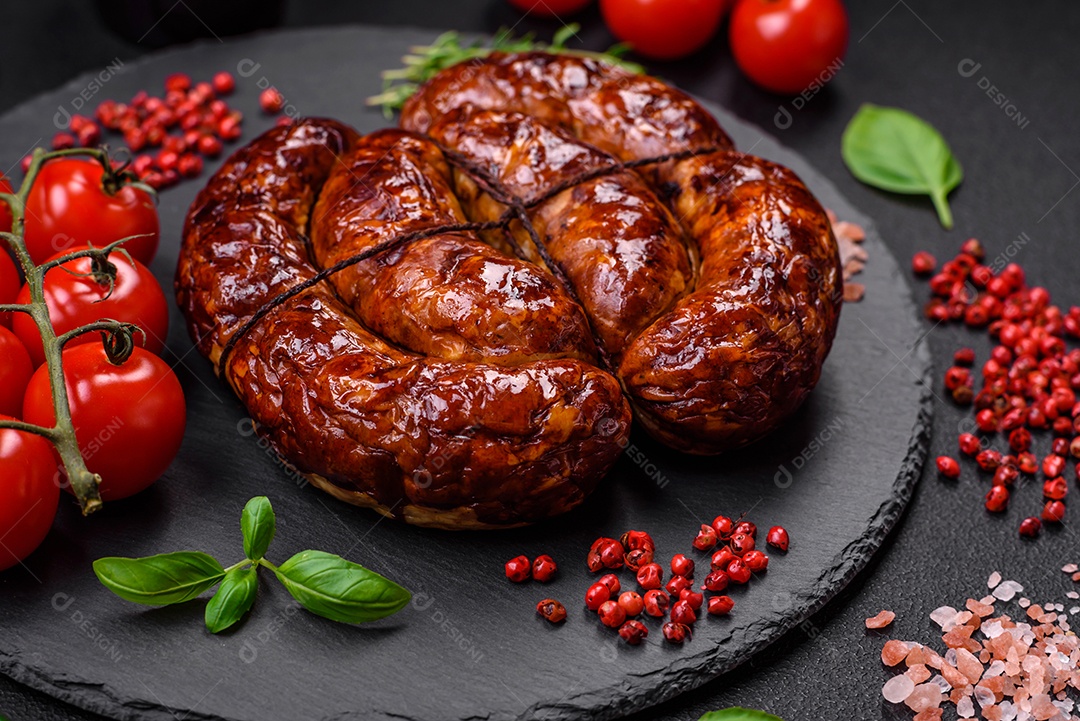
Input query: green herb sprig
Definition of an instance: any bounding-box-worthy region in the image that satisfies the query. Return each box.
[93,496,411,633]
[367,24,643,116]
[841,103,963,230]
[699,709,784,721]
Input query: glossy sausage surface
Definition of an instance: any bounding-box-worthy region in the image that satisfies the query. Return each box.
[176,119,631,529]
[403,53,842,453]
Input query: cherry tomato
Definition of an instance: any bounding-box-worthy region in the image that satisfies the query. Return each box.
[23,344,186,501]
[0,415,60,572]
[0,328,33,417]
[729,0,849,95]
[600,0,729,60]
[508,0,593,15]
[0,250,19,328]
[12,247,168,367]
[23,159,159,266]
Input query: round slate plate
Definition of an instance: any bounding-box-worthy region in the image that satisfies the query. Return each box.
[0,26,931,721]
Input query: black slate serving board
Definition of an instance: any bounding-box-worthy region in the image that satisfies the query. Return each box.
[0,26,931,721]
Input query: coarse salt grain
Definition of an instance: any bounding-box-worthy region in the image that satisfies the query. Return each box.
[875,567,1080,721]
[1063,564,1078,574]
[930,606,959,629]
[866,609,896,629]
[884,674,916,703]
[989,571,1003,588]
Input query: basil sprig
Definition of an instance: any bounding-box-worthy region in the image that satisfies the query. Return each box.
[699,709,784,721]
[841,103,963,229]
[93,496,411,634]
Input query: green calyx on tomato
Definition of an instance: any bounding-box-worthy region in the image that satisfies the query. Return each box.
[23,157,160,266]
[12,246,169,367]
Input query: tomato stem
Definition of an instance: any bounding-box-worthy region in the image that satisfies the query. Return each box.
[0,145,146,516]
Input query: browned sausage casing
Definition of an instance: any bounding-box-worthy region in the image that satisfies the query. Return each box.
[403,53,842,453]
[176,119,631,529]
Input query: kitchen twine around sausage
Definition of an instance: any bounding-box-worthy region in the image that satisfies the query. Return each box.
[215,141,724,379]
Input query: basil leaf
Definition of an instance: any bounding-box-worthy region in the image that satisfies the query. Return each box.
[241,496,276,561]
[205,566,258,634]
[699,709,784,721]
[93,552,225,606]
[841,103,962,229]
[273,550,411,624]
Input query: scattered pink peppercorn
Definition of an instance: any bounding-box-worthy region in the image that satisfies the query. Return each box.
[636,563,663,590]
[765,526,789,552]
[585,582,610,611]
[670,599,697,625]
[532,555,557,583]
[617,591,644,617]
[643,589,669,617]
[536,599,566,623]
[662,622,690,644]
[597,600,627,628]
[618,620,648,645]
[692,524,718,551]
[707,595,734,616]
[505,555,531,583]
[936,456,961,479]
[1019,516,1042,537]
[671,554,694,578]
[598,573,621,594]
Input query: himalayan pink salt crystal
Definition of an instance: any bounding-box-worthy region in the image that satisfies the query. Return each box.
[982,705,1002,721]
[865,609,896,629]
[1071,571,1080,582]
[1028,604,1045,620]
[989,571,1003,588]
[906,645,930,666]
[931,606,959,629]
[1029,693,1058,720]
[968,598,996,617]
[882,640,911,666]
[975,683,997,707]
[941,662,969,690]
[1067,592,1079,600]
[1062,564,1078,574]
[883,674,916,703]
[957,695,976,717]
[906,664,932,684]
[913,711,943,721]
[955,648,984,684]
[905,683,944,712]
[1019,598,1031,608]
[993,581,1023,601]
[981,595,997,606]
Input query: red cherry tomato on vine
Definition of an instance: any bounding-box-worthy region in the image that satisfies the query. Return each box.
[729,0,849,95]
[0,250,19,328]
[0,415,60,572]
[600,0,730,60]
[508,0,593,15]
[0,328,33,418]
[23,344,186,501]
[12,247,168,367]
[23,159,159,266]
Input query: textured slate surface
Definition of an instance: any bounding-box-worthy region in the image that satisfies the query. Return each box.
[0,26,930,721]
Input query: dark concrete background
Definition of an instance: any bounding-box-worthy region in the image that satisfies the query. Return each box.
[3,1,1079,719]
